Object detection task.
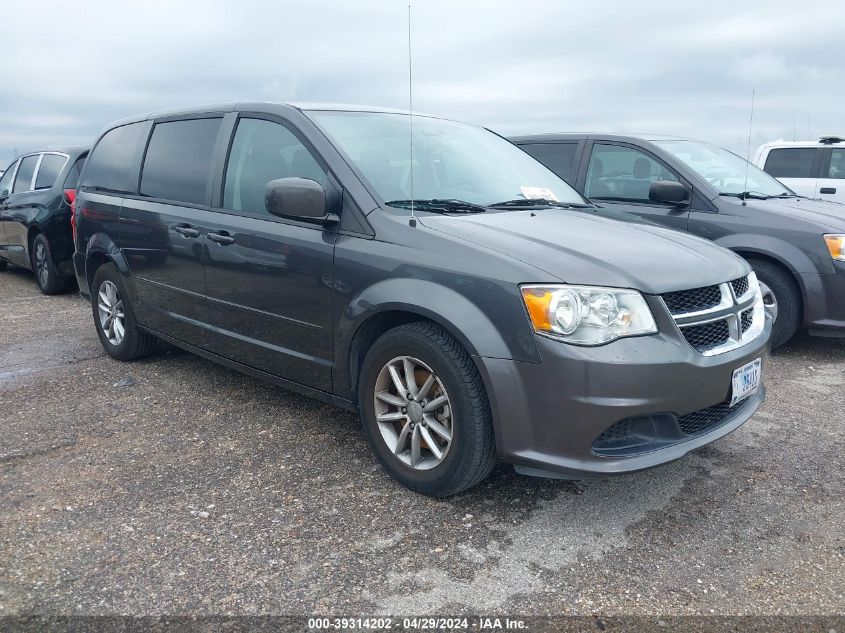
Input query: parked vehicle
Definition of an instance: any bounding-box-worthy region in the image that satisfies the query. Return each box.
[0,147,88,293]
[74,104,769,496]
[511,133,845,348]
[754,136,845,204]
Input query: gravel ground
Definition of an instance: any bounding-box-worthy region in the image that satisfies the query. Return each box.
[0,266,843,617]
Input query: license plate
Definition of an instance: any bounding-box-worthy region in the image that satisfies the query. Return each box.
[730,358,762,407]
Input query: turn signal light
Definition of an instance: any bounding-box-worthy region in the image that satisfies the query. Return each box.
[824,234,845,261]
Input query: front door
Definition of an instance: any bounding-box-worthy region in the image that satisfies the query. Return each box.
[581,142,690,233]
[200,116,337,392]
[817,148,845,204]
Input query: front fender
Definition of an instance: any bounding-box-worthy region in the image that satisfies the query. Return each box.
[334,277,541,398]
[715,233,829,275]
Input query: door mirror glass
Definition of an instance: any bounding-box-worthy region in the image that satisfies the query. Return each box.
[649,180,689,205]
[265,177,328,221]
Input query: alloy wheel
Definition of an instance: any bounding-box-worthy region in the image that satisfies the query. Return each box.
[758,280,779,323]
[34,242,49,288]
[97,280,126,346]
[373,355,453,470]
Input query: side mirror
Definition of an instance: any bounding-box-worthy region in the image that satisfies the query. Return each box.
[649,180,690,205]
[265,177,333,222]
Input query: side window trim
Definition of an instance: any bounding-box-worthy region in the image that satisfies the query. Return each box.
[584,141,686,204]
[29,154,44,190]
[819,147,833,180]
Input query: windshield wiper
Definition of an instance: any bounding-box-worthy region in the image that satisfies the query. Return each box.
[488,198,593,209]
[722,191,770,200]
[385,199,487,213]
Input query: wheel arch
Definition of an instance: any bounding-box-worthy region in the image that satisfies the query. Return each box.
[337,279,533,405]
[83,233,132,293]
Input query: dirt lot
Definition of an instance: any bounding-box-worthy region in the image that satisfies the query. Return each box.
[1,266,843,616]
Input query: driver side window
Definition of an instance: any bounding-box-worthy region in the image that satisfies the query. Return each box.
[223,118,328,217]
[586,144,679,202]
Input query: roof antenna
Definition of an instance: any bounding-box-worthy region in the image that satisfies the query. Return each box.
[407,3,417,228]
[742,89,755,207]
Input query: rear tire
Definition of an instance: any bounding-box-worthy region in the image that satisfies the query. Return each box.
[0,259,7,271]
[91,263,157,361]
[747,258,801,349]
[31,234,68,295]
[358,321,497,497]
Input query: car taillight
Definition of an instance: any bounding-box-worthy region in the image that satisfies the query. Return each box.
[65,189,77,241]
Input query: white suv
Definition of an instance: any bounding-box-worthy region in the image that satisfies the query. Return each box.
[754,136,845,204]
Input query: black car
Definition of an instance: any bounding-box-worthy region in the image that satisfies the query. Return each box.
[0,146,89,293]
[510,134,845,348]
[73,104,769,496]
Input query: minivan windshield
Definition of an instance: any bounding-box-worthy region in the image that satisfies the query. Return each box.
[653,140,792,197]
[309,111,585,208]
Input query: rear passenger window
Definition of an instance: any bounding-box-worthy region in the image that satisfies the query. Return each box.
[520,143,578,185]
[223,118,328,216]
[82,122,146,193]
[140,119,221,205]
[763,148,817,178]
[34,154,68,190]
[13,155,39,193]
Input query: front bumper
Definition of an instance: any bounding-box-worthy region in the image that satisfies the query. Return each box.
[802,261,845,337]
[478,317,772,478]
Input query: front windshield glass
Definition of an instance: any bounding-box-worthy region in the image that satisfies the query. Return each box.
[653,140,792,197]
[309,111,585,206]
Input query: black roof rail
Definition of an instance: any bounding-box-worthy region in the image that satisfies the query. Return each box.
[819,136,843,144]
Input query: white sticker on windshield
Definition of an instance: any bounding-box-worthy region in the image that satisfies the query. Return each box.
[520,186,559,201]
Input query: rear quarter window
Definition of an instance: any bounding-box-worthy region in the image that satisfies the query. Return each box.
[763,148,818,178]
[81,122,146,193]
[140,118,222,205]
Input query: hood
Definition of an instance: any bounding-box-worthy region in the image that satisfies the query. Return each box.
[738,196,845,230]
[419,208,748,295]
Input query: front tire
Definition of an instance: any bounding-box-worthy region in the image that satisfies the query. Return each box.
[31,234,67,295]
[358,321,496,497]
[748,258,802,349]
[91,263,157,361]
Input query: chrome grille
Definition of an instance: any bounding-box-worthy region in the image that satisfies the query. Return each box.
[740,308,753,333]
[662,274,764,356]
[731,277,749,298]
[662,285,722,315]
[680,320,730,353]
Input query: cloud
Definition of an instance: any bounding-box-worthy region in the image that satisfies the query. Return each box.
[0,0,842,162]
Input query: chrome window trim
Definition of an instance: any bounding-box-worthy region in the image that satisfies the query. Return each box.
[30,153,45,190]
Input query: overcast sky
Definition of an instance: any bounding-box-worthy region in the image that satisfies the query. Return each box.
[0,0,841,164]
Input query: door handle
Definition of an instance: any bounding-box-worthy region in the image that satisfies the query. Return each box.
[174,224,200,238]
[207,230,235,245]
[820,187,837,194]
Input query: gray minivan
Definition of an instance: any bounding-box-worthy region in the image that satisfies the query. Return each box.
[511,134,845,348]
[74,104,770,496]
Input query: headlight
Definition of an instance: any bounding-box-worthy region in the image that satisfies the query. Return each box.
[824,234,845,261]
[520,284,658,345]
